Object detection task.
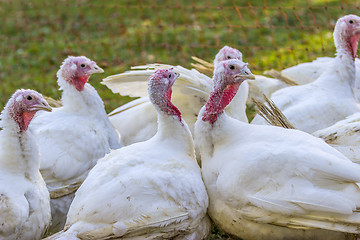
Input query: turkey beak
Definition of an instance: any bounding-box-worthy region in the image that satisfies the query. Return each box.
[235,68,255,82]
[30,101,52,112]
[174,72,180,80]
[90,64,104,74]
[243,74,256,80]
[170,72,180,86]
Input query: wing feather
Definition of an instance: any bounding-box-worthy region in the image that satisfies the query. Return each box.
[101,64,213,99]
[77,208,190,240]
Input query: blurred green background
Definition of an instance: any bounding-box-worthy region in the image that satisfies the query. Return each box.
[0,0,358,239]
[1,0,358,113]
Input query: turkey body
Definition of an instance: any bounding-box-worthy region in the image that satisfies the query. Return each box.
[251,52,360,133]
[197,113,360,240]
[196,59,360,240]
[0,131,51,240]
[30,83,122,233]
[29,56,122,234]
[46,69,210,240]
[0,89,52,240]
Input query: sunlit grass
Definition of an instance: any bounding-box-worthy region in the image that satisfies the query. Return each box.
[0,0,356,112]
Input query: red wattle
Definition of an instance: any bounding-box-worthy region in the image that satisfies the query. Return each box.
[73,75,90,91]
[202,83,240,125]
[219,84,240,111]
[350,34,360,59]
[22,111,37,131]
[166,89,172,101]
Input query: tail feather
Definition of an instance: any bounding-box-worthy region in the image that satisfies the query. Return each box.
[49,182,82,199]
[101,64,213,99]
[131,64,212,91]
[108,97,150,117]
[264,69,298,86]
[252,94,295,129]
[191,56,214,76]
[102,70,153,97]
[44,96,63,108]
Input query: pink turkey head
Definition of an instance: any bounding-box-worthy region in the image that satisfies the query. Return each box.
[214,59,255,90]
[334,14,360,59]
[148,68,182,119]
[5,89,52,132]
[202,59,254,125]
[149,68,179,102]
[58,56,104,91]
[214,46,243,69]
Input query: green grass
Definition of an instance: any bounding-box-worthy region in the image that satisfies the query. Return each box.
[0,1,358,239]
[1,0,358,111]
[210,224,240,240]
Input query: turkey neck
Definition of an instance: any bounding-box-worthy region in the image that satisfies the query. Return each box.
[226,81,249,122]
[0,119,41,181]
[202,82,241,125]
[60,81,106,115]
[316,38,356,97]
[196,81,242,159]
[152,100,195,159]
[57,75,120,149]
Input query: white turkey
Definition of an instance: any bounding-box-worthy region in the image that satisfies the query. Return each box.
[270,55,360,92]
[257,16,360,100]
[195,59,360,240]
[45,68,210,240]
[251,15,360,133]
[103,46,248,146]
[0,89,52,240]
[267,30,360,102]
[29,56,122,234]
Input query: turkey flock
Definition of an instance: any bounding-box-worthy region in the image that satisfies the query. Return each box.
[2,14,360,240]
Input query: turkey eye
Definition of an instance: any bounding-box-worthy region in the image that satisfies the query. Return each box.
[350,20,354,24]
[80,64,86,68]
[229,65,235,70]
[227,56,231,59]
[27,95,33,101]
[168,74,172,79]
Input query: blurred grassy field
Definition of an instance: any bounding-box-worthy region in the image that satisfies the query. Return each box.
[1,0,358,112]
[0,1,358,239]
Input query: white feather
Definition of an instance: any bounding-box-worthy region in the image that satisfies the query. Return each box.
[196,57,360,240]
[0,94,51,240]
[30,78,122,234]
[47,71,210,240]
[313,112,360,164]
